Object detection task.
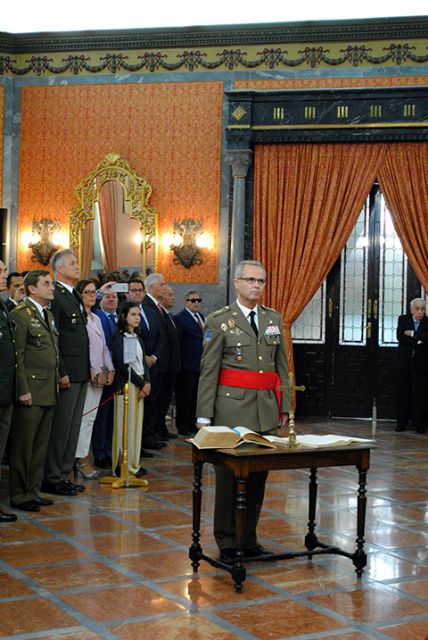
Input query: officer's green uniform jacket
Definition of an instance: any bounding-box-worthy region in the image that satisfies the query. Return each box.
[10,300,59,406]
[196,301,290,433]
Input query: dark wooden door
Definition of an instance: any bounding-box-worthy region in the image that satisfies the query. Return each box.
[294,186,422,419]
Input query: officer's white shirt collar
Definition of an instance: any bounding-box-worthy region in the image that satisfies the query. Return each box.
[27,296,46,317]
[236,301,259,328]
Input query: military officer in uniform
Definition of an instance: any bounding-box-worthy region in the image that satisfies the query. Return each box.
[0,259,18,522]
[197,260,290,563]
[42,249,90,496]
[9,270,59,511]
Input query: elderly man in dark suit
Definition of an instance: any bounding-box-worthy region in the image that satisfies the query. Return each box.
[42,249,90,496]
[174,290,205,436]
[158,284,180,439]
[396,298,428,433]
[141,274,170,449]
[0,259,18,523]
[9,270,59,512]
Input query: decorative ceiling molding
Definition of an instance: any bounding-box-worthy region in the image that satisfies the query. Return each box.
[1,16,428,54]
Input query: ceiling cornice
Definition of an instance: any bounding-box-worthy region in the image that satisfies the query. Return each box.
[1,16,428,53]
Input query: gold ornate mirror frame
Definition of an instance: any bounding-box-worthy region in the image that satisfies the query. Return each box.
[69,152,157,275]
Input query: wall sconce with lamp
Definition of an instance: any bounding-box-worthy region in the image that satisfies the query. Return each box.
[163,218,212,269]
[22,217,66,266]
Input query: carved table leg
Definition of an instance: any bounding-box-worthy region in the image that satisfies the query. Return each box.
[232,476,247,592]
[352,466,367,577]
[305,467,319,554]
[189,461,203,571]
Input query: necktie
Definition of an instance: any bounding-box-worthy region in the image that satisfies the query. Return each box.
[194,313,204,331]
[157,302,165,316]
[140,311,149,333]
[43,308,50,328]
[248,310,258,337]
[108,313,116,326]
[414,320,420,331]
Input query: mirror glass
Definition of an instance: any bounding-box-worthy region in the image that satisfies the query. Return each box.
[69,154,157,278]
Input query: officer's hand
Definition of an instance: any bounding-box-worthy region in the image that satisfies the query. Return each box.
[277,412,289,436]
[19,392,32,406]
[59,375,71,389]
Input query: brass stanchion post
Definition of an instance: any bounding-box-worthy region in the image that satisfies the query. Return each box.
[100,382,149,489]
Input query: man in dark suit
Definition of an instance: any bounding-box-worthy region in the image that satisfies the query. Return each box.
[5,272,24,311]
[9,270,59,512]
[158,284,180,439]
[92,289,119,468]
[141,273,170,448]
[0,259,18,522]
[174,290,205,436]
[396,298,428,433]
[42,249,90,495]
[125,278,166,450]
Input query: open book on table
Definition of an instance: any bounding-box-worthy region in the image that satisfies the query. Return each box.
[190,427,375,450]
[190,426,277,449]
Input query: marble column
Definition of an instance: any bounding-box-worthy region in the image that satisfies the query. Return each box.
[225,149,253,302]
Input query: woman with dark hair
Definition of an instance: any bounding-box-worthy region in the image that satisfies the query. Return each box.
[112,302,151,477]
[74,279,115,479]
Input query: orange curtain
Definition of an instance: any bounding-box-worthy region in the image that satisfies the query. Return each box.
[98,181,122,272]
[254,143,387,385]
[378,143,428,292]
[80,218,93,279]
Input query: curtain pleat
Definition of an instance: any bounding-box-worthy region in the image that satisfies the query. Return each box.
[378,143,428,292]
[254,143,387,391]
[98,180,122,272]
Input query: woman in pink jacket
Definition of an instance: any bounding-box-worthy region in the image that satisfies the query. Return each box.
[75,279,115,479]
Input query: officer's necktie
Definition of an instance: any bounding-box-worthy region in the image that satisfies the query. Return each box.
[248,310,258,337]
[43,308,50,329]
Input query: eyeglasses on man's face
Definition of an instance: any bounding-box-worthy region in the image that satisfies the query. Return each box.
[187,298,202,303]
[129,288,144,293]
[237,277,266,286]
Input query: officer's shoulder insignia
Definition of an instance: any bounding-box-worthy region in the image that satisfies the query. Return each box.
[204,329,213,342]
[14,303,26,312]
[212,306,229,318]
[261,304,279,315]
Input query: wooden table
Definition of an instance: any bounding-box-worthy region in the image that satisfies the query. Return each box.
[189,442,375,591]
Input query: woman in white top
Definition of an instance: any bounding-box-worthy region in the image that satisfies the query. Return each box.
[75,279,115,479]
[111,302,151,477]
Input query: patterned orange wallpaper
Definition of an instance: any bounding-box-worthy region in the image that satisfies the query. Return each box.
[235,75,428,90]
[0,85,4,203]
[18,82,223,282]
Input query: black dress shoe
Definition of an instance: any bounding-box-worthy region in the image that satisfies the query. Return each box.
[135,467,148,478]
[416,425,426,434]
[94,456,112,469]
[41,482,77,496]
[166,432,178,439]
[244,544,272,558]
[62,480,85,493]
[0,508,18,522]
[395,424,407,432]
[142,439,164,450]
[140,449,155,458]
[33,497,54,506]
[219,548,236,565]
[177,429,192,436]
[11,500,40,512]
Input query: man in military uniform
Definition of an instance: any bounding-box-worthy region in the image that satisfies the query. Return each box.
[42,249,90,496]
[197,260,290,563]
[0,259,18,522]
[9,270,59,511]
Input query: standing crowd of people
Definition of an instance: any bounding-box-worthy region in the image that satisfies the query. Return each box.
[0,250,205,521]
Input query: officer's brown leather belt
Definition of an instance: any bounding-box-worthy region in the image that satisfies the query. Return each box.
[218,368,281,409]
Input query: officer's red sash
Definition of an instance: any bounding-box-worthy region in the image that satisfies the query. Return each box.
[218,368,281,410]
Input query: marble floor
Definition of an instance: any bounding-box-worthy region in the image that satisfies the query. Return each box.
[1,418,428,640]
